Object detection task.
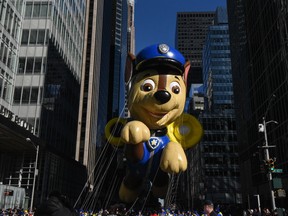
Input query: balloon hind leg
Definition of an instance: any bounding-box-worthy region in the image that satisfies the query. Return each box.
[151,169,169,199]
[119,173,143,203]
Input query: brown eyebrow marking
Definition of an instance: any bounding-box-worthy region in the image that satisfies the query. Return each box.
[175,76,180,80]
[158,75,167,90]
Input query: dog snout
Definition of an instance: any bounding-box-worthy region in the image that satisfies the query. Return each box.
[154,90,171,104]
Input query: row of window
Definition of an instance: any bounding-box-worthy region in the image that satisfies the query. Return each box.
[57,0,85,28]
[0,39,17,71]
[210,45,231,50]
[203,144,238,153]
[214,95,234,101]
[18,57,46,74]
[209,38,230,43]
[213,86,234,92]
[204,156,239,165]
[53,6,83,58]
[205,170,240,177]
[178,13,214,17]
[203,119,236,130]
[14,86,42,104]
[0,1,22,41]
[54,8,80,50]
[213,78,233,84]
[210,30,229,34]
[21,29,49,46]
[25,2,52,19]
[203,133,237,142]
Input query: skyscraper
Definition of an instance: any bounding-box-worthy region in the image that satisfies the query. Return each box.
[0,0,24,109]
[0,0,88,206]
[75,0,105,191]
[16,0,85,156]
[202,6,240,206]
[228,0,288,209]
[74,0,132,210]
[176,11,215,94]
[186,7,241,209]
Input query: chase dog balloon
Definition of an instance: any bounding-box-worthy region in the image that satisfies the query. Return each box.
[105,44,203,203]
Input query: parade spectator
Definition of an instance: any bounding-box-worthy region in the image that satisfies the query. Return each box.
[201,200,222,216]
[34,191,77,216]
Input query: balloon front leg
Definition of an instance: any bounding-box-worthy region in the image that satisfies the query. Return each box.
[121,120,150,144]
[160,142,187,173]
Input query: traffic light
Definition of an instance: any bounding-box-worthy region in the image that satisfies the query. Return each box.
[265,158,276,171]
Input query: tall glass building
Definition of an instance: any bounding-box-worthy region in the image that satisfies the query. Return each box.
[202,7,234,114]
[75,0,105,191]
[188,7,241,210]
[0,0,88,206]
[0,0,24,109]
[74,0,131,210]
[228,0,288,209]
[176,11,215,95]
[15,0,85,144]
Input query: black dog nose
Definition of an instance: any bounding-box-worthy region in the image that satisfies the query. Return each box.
[154,90,171,104]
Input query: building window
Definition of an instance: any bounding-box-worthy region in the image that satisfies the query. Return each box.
[21,30,29,45]
[33,3,40,17]
[34,58,42,73]
[37,30,45,45]
[13,87,21,104]
[30,87,39,103]
[40,3,48,17]
[25,3,33,18]
[2,79,12,102]
[18,57,25,74]
[30,30,37,44]
[21,29,48,45]
[26,58,34,73]
[22,87,30,103]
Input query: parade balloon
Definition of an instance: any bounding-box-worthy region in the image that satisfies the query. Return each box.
[105,43,203,203]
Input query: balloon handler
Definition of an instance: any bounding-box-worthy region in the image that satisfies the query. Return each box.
[105,44,203,203]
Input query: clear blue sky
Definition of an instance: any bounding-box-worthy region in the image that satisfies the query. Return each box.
[134,0,227,53]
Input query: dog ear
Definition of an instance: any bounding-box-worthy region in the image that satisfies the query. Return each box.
[125,53,135,84]
[183,61,191,85]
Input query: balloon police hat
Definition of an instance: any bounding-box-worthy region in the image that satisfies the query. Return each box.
[133,43,186,76]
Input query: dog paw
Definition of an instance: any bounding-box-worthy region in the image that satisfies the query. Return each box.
[160,142,187,173]
[121,120,150,144]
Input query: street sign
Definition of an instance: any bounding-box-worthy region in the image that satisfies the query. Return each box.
[273,169,283,173]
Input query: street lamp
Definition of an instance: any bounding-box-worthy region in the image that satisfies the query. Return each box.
[26,138,39,213]
[258,94,278,210]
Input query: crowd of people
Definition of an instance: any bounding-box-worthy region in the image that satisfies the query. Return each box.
[1,199,286,216]
[243,208,287,216]
[1,208,34,216]
[74,200,223,215]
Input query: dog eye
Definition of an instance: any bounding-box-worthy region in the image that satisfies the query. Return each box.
[141,79,155,92]
[170,82,181,94]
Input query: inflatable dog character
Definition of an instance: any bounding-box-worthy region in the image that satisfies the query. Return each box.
[105,44,203,203]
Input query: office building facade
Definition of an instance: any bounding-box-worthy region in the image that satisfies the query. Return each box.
[0,0,24,110]
[227,0,288,209]
[74,0,131,210]
[183,7,241,210]
[202,6,240,204]
[176,11,215,95]
[75,0,105,191]
[1,0,88,207]
[15,0,85,156]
